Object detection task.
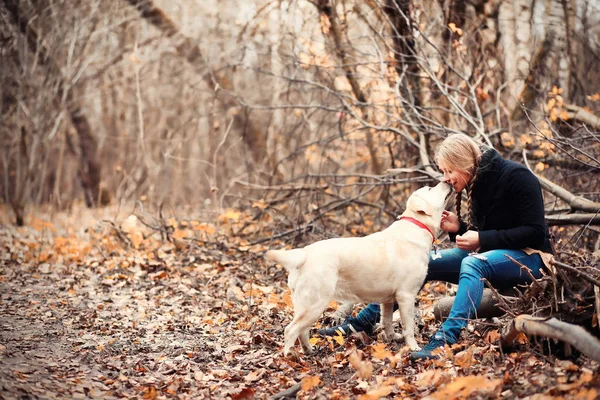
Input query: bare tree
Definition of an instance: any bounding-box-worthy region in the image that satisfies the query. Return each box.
[2,0,101,214]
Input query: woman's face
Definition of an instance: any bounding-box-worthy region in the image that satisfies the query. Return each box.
[438,160,472,192]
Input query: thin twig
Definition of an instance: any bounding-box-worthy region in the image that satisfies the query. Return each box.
[551,260,600,288]
[504,254,544,291]
[482,278,517,317]
[250,224,314,246]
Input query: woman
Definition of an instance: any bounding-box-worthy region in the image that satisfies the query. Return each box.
[318,133,554,360]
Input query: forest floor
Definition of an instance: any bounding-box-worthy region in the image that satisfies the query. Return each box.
[1,204,599,399]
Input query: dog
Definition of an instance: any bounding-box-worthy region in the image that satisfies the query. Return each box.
[265,181,453,356]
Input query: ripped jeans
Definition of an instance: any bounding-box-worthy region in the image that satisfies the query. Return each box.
[352,248,544,344]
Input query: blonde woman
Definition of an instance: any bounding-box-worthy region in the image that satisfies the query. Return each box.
[319,133,553,360]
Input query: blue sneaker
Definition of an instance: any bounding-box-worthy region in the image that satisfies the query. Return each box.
[410,334,448,360]
[317,320,374,337]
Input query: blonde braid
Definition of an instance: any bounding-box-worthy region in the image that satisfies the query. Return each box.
[466,174,477,230]
[466,148,480,230]
[455,191,463,223]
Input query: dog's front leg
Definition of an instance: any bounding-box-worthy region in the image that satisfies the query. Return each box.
[397,293,421,351]
[380,302,402,342]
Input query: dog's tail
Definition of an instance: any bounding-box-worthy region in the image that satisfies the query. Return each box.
[265,249,307,271]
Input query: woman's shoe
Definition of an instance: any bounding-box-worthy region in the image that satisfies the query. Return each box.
[317,319,374,337]
[409,333,449,360]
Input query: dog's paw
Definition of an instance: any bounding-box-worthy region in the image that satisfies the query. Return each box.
[284,348,302,362]
[381,331,403,342]
[301,344,314,355]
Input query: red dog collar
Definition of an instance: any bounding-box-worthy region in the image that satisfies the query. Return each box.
[398,216,435,242]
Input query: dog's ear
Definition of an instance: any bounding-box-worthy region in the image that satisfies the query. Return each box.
[408,195,434,216]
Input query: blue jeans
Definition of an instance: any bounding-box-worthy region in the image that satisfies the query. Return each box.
[351,248,543,344]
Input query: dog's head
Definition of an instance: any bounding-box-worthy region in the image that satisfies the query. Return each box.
[404,181,453,230]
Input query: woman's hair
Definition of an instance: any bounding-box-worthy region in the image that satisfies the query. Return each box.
[434,133,482,229]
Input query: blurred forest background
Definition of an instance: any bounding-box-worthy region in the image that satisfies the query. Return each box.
[1,0,600,249]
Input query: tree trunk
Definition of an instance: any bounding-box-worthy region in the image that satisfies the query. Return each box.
[383,0,422,108]
[433,289,512,322]
[497,0,533,112]
[3,0,101,207]
[124,0,268,166]
[315,0,383,176]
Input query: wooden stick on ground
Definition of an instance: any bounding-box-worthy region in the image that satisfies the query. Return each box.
[270,383,301,400]
[501,314,600,362]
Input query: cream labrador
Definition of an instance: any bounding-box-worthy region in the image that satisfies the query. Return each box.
[265,181,452,356]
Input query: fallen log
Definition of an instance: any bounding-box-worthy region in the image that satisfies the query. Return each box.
[501,315,600,362]
[432,288,515,322]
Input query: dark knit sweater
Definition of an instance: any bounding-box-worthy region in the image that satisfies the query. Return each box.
[449,148,554,254]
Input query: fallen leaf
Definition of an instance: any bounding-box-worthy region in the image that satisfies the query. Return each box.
[371,343,392,360]
[231,387,255,400]
[360,385,393,400]
[430,375,502,399]
[301,375,321,391]
[245,369,265,383]
[142,386,158,400]
[454,347,474,368]
[349,351,373,379]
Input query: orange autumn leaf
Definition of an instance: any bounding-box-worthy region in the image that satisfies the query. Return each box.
[516,332,529,344]
[252,199,268,210]
[371,343,393,360]
[231,387,255,400]
[218,209,241,223]
[332,332,345,346]
[360,385,393,400]
[31,218,56,233]
[193,222,216,235]
[172,228,191,240]
[587,93,600,102]
[448,22,463,36]
[415,369,450,389]
[454,347,474,368]
[301,375,321,391]
[129,232,144,249]
[142,386,158,400]
[535,162,547,172]
[349,351,373,379]
[485,329,500,344]
[281,290,293,309]
[431,376,502,399]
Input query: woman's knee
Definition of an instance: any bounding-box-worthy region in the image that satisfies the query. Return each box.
[459,256,488,280]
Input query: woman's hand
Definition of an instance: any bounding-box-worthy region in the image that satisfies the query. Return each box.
[440,210,460,233]
[456,230,480,251]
